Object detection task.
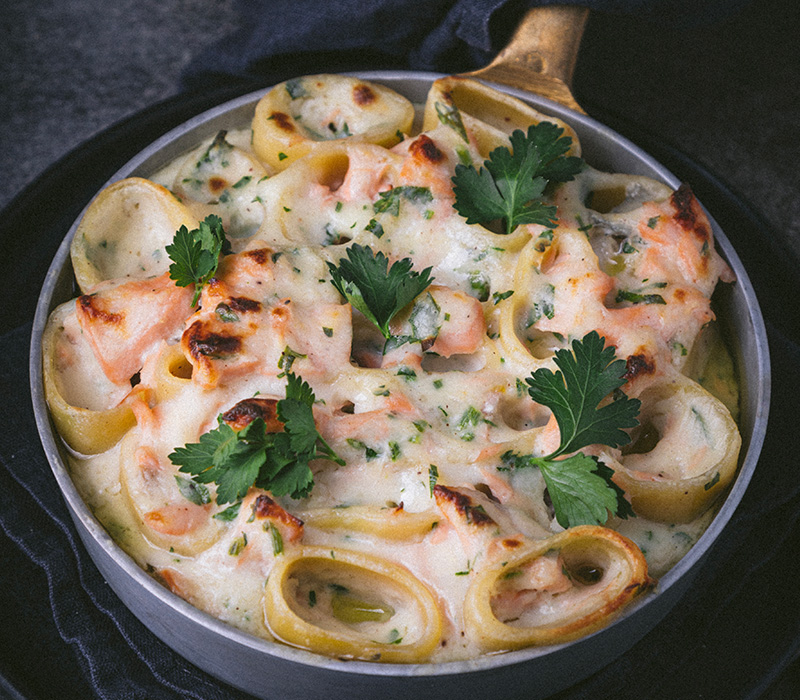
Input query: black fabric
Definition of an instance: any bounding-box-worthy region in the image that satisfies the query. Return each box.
[2,1,799,698]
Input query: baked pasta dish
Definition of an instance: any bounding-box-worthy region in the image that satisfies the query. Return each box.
[43,74,741,663]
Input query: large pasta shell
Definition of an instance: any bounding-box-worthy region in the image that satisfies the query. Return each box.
[42,301,135,454]
[422,76,581,159]
[252,75,413,170]
[119,430,223,556]
[611,374,741,523]
[70,177,197,292]
[264,546,442,662]
[464,526,650,651]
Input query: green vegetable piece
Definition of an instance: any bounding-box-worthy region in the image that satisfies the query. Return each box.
[331,591,395,624]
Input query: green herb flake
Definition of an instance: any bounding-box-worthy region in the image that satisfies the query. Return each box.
[456,406,482,442]
[365,218,385,238]
[229,533,248,556]
[373,186,433,217]
[175,475,210,506]
[429,464,439,497]
[492,290,514,305]
[213,501,242,522]
[434,101,468,142]
[265,522,284,555]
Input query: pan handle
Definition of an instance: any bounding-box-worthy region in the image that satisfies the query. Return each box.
[462,5,589,114]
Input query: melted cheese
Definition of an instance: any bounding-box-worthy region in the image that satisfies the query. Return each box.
[48,74,741,663]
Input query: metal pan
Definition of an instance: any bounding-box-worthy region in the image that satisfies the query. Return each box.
[29,7,770,699]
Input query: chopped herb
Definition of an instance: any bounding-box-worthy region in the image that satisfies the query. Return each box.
[278,345,307,377]
[232,175,252,189]
[365,218,385,238]
[492,290,514,305]
[615,290,667,306]
[704,471,721,491]
[389,441,402,461]
[387,629,403,644]
[647,215,661,229]
[433,379,443,389]
[322,327,334,338]
[373,186,433,217]
[213,501,242,521]
[265,522,284,555]
[434,101,468,142]
[285,78,307,99]
[175,475,210,506]
[396,366,417,381]
[429,464,439,496]
[468,272,490,302]
[229,533,248,556]
[215,303,239,323]
[456,406,482,442]
[346,438,380,461]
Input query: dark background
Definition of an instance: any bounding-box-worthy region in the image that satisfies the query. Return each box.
[1,0,799,697]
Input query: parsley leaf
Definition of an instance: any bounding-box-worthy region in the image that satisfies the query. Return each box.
[503,332,639,528]
[327,244,434,348]
[452,122,583,235]
[169,373,344,503]
[166,215,231,306]
[526,331,641,456]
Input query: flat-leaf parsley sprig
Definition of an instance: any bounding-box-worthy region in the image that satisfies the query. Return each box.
[169,373,344,504]
[501,331,639,528]
[452,122,584,235]
[327,244,434,353]
[166,214,232,306]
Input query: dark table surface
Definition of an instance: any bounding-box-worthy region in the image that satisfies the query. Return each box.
[1,0,799,698]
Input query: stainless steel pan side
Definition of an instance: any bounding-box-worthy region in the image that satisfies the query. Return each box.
[30,68,769,700]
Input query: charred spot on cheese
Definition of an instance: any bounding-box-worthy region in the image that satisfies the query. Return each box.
[76,294,123,325]
[208,176,228,195]
[228,296,262,314]
[185,320,242,359]
[409,134,445,164]
[433,485,496,527]
[352,83,376,106]
[270,111,296,133]
[623,353,656,383]
[253,494,304,525]
[671,184,710,244]
[222,397,283,431]
[244,248,274,267]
